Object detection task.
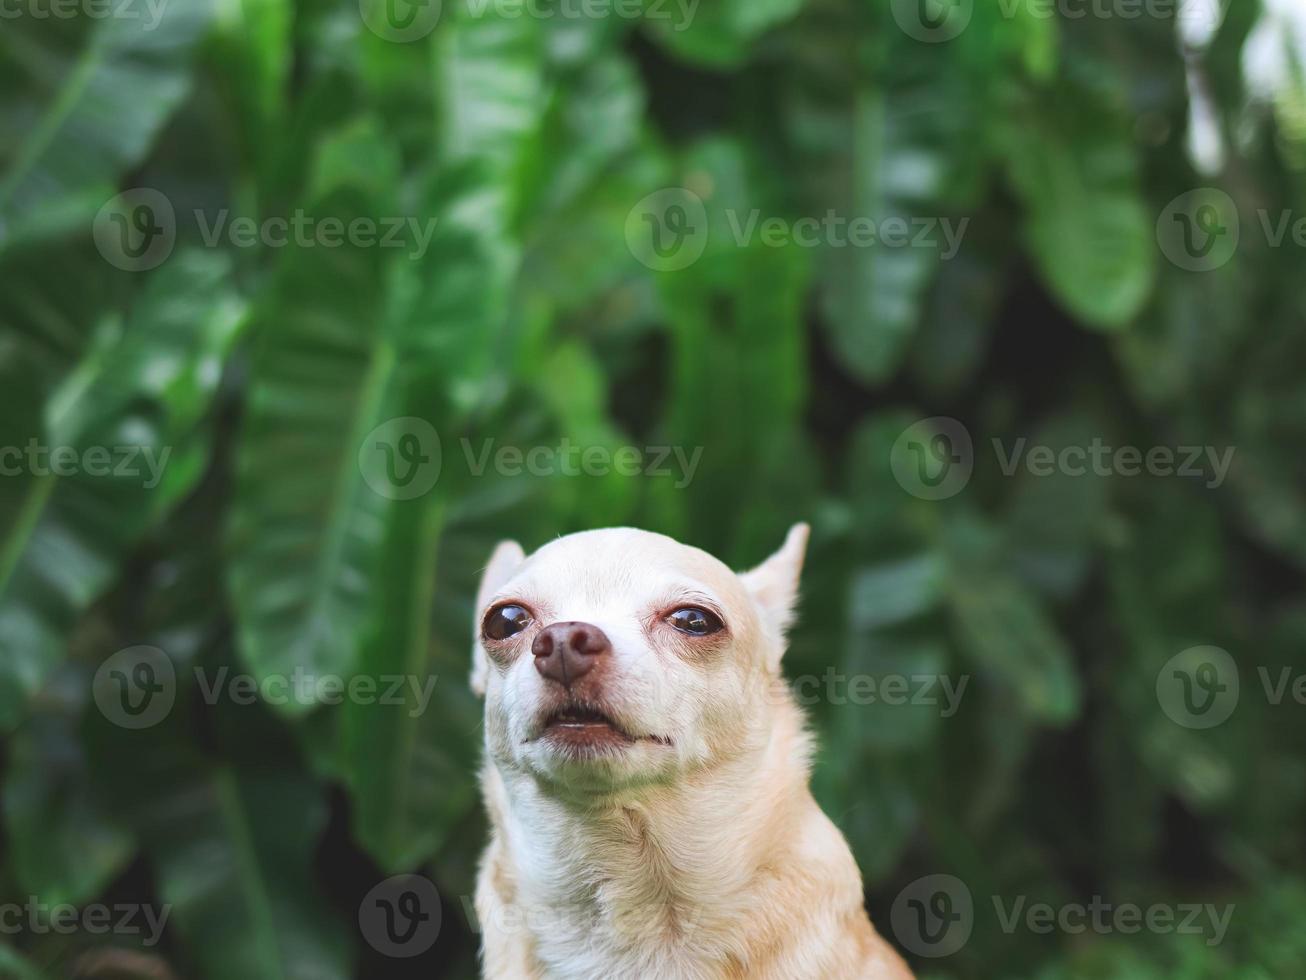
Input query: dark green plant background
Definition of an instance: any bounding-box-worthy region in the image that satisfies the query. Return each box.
[2,0,1306,977]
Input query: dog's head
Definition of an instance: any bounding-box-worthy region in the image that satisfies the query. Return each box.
[471,525,808,794]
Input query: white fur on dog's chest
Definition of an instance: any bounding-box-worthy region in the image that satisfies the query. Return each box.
[479,846,727,980]
[518,898,710,980]
[498,814,723,978]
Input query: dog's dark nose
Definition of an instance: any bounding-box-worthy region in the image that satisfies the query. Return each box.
[532,622,611,689]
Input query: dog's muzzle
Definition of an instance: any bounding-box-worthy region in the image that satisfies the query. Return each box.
[531,621,611,690]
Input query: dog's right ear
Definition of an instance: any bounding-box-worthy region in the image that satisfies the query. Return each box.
[740,522,809,672]
[471,539,525,697]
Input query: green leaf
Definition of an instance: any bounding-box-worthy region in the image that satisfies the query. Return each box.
[843,410,940,553]
[2,667,132,908]
[1003,89,1155,329]
[848,552,946,632]
[945,516,1081,724]
[515,52,645,226]
[0,244,123,386]
[815,81,966,382]
[0,251,246,730]
[334,192,504,865]
[1219,317,1306,569]
[94,734,351,980]
[340,493,479,871]
[908,223,1006,395]
[842,635,953,751]
[649,140,811,552]
[0,0,217,249]
[780,7,986,384]
[1106,488,1240,813]
[516,149,662,314]
[212,0,293,190]
[1115,262,1248,411]
[0,946,45,980]
[1003,414,1110,599]
[437,8,548,243]
[228,123,510,709]
[514,52,658,313]
[644,0,805,68]
[226,126,402,703]
[520,340,641,528]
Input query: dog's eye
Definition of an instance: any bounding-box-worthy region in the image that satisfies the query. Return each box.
[666,606,724,636]
[483,604,532,640]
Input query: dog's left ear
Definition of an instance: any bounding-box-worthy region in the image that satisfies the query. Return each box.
[471,539,526,697]
[740,522,809,671]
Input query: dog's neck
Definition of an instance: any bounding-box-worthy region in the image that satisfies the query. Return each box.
[481,695,844,966]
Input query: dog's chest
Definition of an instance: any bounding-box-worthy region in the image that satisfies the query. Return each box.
[528,916,710,980]
[507,869,722,980]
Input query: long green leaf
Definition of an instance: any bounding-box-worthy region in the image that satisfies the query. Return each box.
[2,666,132,908]
[945,515,1081,725]
[0,251,246,730]
[91,718,351,980]
[0,0,216,249]
[226,142,398,703]
[1003,88,1156,330]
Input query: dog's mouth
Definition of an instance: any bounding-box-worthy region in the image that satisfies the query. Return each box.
[547,704,620,728]
[543,704,632,745]
[536,704,670,751]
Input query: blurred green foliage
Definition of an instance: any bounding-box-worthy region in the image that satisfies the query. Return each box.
[2,0,1306,977]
